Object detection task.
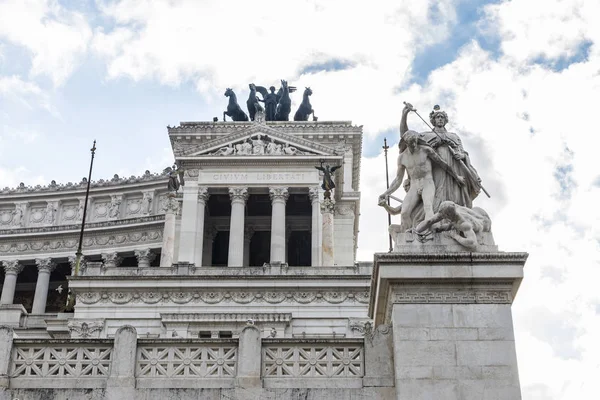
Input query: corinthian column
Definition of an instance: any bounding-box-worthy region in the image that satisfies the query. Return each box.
[309,186,321,266]
[1,260,23,305]
[228,187,248,267]
[32,258,56,314]
[269,186,288,263]
[194,188,209,266]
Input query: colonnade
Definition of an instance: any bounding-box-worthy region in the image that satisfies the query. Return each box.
[176,185,323,267]
[0,248,157,313]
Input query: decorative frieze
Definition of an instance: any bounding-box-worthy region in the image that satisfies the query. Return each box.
[108,195,122,219]
[12,203,27,228]
[76,289,371,306]
[141,191,154,215]
[67,321,104,339]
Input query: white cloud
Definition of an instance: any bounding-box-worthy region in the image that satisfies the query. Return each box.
[0,0,92,86]
[0,75,50,110]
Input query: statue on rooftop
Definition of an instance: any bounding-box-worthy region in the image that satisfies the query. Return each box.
[262,86,278,121]
[247,83,265,121]
[294,87,315,121]
[167,164,185,193]
[223,88,249,122]
[275,80,297,121]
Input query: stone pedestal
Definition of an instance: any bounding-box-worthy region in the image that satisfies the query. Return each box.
[321,198,335,266]
[237,324,261,388]
[160,194,179,267]
[369,252,527,400]
[106,325,137,400]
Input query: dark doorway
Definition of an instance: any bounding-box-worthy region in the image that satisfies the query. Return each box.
[287,231,311,266]
[212,231,230,266]
[249,231,271,266]
[47,262,70,312]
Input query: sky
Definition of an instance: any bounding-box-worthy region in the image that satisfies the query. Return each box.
[1,0,599,398]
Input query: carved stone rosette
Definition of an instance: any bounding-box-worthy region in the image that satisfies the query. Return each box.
[2,260,23,275]
[101,252,122,268]
[35,258,57,274]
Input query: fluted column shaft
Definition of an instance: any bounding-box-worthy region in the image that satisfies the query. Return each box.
[32,258,56,314]
[309,186,321,266]
[228,187,248,267]
[194,188,209,266]
[1,260,23,305]
[269,187,289,263]
[178,183,199,263]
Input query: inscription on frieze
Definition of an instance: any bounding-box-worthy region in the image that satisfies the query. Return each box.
[205,171,317,185]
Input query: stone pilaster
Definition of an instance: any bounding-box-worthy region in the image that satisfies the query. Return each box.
[0,260,23,305]
[102,252,123,268]
[243,225,255,267]
[269,186,288,263]
[160,194,179,267]
[194,187,209,266]
[0,326,14,388]
[32,258,56,314]
[237,324,261,388]
[177,182,200,263]
[309,186,321,266]
[321,197,335,266]
[228,187,248,267]
[134,249,156,268]
[105,325,137,399]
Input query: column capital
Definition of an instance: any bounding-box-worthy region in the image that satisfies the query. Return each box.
[2,260,23,275]
[321,198,335,214]
[162,194,180,214]
[68,256,87,274]
[198,187,210,202]
[308,186,320,203]
[35,258,56,273]
[269,186,289,203]
[134,249,156,264]
[101,252,123,268]
[229,186,249,203]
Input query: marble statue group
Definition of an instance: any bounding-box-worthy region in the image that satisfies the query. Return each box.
[224,80,316,122]
[378,103,492,251]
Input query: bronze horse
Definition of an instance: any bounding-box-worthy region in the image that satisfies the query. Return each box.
[223,88,249,122]
[275,80,293,121]
[294,87,315,121]
[246,83,265,121]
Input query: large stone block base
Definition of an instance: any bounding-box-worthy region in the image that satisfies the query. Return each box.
[369,251,527,400]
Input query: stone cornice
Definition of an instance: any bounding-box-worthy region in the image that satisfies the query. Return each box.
[0,170,168,198]
[168,120,361,135]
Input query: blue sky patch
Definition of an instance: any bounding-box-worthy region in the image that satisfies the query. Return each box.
[300,58,356,75]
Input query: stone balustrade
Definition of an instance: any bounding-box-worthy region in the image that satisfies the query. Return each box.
[0,325,381,391]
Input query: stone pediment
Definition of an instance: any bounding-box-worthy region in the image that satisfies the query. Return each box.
[176,125,338,158]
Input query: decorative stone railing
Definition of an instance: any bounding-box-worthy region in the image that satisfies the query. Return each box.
[0,325,389,390]
[135,339,238,388]
[9,339,113,388]
[262,339,364,388]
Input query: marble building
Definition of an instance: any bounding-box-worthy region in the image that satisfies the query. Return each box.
[0,111,526,399]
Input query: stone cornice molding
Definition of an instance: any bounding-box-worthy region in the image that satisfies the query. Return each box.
[2,259,23,275]
[0,170,168,197]
[35,258,56,273]
[168,120,361,134]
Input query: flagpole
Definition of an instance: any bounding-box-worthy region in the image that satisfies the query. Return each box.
[382,138,393,252]
[65,140,96,311]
